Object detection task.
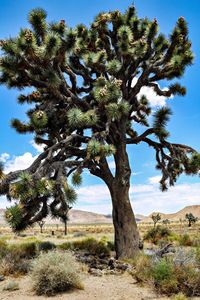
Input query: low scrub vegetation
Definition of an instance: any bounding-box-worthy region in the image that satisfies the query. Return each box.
[31,250,83,296]
[37,241,56,252]
[143,226,171,244]
[131,249,200,297]
[59,237,111,256]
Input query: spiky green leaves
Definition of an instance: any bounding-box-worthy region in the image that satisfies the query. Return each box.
[37,178,54,196]
[72,171,82,187]
[67,108,98,128]
[44,33,61,57]
[93,79,122,104]
[31,110,48,128]
[9,173,54,202]
[87,140,101,157]
[187,153,200,174]
[118,25,133,42]
[117,25,133,55]
[83,50,107,67]
[87,139,116,159]
[106,59,122,75]
[11,119,33,134]
[5,204,23,232]
[65,186,77,204]
[153,107,172,139]
[67,108,83,127]
[28,8,47,42]
[64,29,77,50]
[106,101,130,121]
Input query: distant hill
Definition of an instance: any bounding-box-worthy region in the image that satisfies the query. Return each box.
[143,205,200,222]
[0,205,199,225]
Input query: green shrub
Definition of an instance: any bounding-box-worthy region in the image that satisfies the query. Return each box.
[178,234,192,246]
[152,259,178,294]
[58,242,72,251]
[72,238,110,256]
[38,241,56,252]
[131,253,200,297]
[8,242,37,259]
[59,238,110,256]
[31,250,83,296]
[144,226,171,244]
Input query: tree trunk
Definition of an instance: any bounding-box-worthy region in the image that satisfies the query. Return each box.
[64,220,67,235]
[110,183,139,259]
[110,140,140,259]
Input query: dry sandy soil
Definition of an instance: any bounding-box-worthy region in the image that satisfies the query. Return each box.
[0,273,170,300]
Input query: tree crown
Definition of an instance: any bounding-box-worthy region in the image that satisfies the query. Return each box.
[0,6,199,230]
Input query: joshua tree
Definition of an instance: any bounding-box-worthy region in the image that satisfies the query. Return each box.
[0,6,200,258]
[38,220,45,233]
[185,213,198,227]
[51,199,73,235]
[152,213,161,228]
[162,218,170,226]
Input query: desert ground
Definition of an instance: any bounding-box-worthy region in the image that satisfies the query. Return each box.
[0,218,200,300]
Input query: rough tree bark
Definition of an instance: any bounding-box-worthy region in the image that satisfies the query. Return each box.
[64,220,67,235]
[111,185,139,259]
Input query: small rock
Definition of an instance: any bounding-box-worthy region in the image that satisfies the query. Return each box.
[89,268,103,277]
[0,275,5,281]
[3,280,19,291]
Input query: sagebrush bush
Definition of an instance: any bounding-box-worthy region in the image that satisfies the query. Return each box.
[38,241,56,252]
[144,226,171,244]
[31,251,83,296]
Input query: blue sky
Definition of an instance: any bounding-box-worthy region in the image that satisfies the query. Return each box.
[0,0,200,215]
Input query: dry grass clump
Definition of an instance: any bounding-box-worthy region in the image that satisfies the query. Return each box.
[0,240,36,276]
[31,250,83,296]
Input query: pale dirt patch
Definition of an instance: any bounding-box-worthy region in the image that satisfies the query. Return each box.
[0,273,180,300]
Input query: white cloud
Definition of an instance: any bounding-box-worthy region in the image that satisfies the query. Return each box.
[148,175,161,185]
[30,140,44,153]
[74,181,200,216]
[131,78,173,107]
[4,152,37,173]
[0,153,10,163]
